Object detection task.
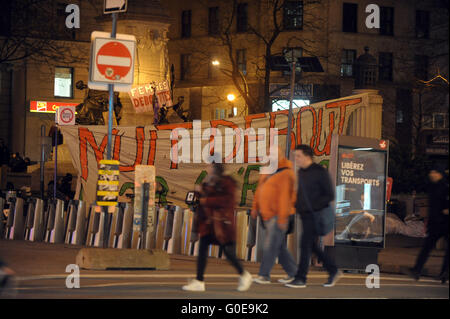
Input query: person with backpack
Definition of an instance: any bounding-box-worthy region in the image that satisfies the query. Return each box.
[286,144,342,288]
[251,146,298,285]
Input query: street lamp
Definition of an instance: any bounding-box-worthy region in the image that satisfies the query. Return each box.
[227,93,236,102]
[212,59,249,115]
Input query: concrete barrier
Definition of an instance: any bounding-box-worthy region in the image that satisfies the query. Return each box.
[24,199,36,240]
[76,248,170,270]
[71,200,87,246]
[155,207,167,250]
[65,200,78,244]
[31,199,44,242]
[44,201,56,242]
[50,199,66,244]
[11,197,25,240]
[168,206,183,254]
[118,203,133,249]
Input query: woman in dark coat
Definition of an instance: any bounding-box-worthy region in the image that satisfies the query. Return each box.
[182,162,252,292]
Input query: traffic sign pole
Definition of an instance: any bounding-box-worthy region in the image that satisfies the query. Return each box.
[104,12,118,247]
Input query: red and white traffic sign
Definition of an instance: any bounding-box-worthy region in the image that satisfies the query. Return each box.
[56,106,76,125]
[379,140,387,149]
[89,31,136,92]
[96,41,132,81]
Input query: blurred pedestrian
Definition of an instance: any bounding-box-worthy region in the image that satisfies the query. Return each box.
[409,166,449,284]
[251,146,297,285]
[182,162,252,292]
[286,144,342,288]
[0,259,15,296]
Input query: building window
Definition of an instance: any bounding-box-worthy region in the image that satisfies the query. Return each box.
[54,67,73,98]
[237,3,248,33]
[181,10,192,38]
[215,109,227,119]
[180,54,191,80]
[380,7,394,36]
[414,55,428,81]
[236,49,247,75]
[283,47,303,76]
[341,49,356,77]
[379,52,393,81]
[416,10,430,39]
[209,7,220,36]
[423,113,449,129]
[342,3,358,33]
[283,1,303,30]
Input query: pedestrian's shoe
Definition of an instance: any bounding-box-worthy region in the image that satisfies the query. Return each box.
[285,279,307,288]
[323,270,343,287]
[253,276,271,284]
[406,268,420,281]
[182,279,205,292]
[278,276,295,284]
[237,271,253,292]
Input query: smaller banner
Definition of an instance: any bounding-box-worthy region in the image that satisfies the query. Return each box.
[128,80,172,114]
[155,80,172,107]
[96,160,120,207]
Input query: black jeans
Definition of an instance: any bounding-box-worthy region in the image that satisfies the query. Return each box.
[295,214,337,282]
[413,228,449,276]
[196,234,244,281]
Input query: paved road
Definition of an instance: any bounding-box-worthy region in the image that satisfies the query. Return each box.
[0,241,448,299]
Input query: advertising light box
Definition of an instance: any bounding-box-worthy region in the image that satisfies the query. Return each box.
[30,101,79,113]
[329,135,389,248]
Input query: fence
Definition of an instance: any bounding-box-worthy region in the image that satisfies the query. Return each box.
[0,197,303,262]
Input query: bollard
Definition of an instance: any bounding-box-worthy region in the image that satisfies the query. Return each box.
[11,197,25,240]
[94,207,113,248]
[118,203,134,249]
[163,206,175,251]
[45,200,56,242]
[31,199,44,242]
[86,205,101,247]
[72,200,87,246]
[111,203,125,248]
[155,207,167,250]
[107,205,119,248]
[235,210,249,260]
[189,209,199,256]
[24,199,36,240]
[246,212,257,261]
[181,209,193,255]
[253,216,266,262]
[51,199,66,244]
[5,198,15,239]
[168,206,183,255]
[65,200,79,244]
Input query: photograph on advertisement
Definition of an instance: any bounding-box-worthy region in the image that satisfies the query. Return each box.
[334,146,387,247]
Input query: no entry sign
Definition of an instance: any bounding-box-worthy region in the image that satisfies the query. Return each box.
[89,32,136,90]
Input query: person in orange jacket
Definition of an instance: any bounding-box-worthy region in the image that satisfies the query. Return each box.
[251,147,297,284]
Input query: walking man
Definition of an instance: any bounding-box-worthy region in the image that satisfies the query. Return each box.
[286,145,342,288]
[409,167,449,283]
[251,147,298,284]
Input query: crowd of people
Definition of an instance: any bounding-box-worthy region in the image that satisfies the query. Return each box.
[0,138,31,173]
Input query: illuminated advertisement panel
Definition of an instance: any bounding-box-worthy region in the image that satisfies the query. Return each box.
[330,135,389,248]
[30,101,79,113]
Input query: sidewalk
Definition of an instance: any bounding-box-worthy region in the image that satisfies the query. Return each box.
[378,235,446,277]
[0,236,447,278]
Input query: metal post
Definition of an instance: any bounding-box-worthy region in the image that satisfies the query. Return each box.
[141,183,150,249]
[40,125,46,199]
[107,13,117,160]
[54,125,58,199]
[103,13,118,247]
[286,61,296,158]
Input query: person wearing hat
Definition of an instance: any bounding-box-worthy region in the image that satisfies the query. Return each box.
[409,165,449,283]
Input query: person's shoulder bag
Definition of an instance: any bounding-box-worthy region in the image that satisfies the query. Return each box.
[298,175,334,236]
